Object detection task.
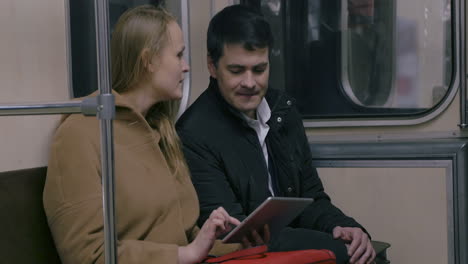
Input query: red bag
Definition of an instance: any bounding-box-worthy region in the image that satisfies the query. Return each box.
[201,245,336,264]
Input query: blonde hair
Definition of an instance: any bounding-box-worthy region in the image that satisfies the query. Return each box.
[111,5,188,178]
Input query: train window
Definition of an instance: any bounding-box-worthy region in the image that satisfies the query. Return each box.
[241,0,454,123]
[69,0,164,98]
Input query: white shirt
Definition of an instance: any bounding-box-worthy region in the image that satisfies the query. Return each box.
[242,98,276,196]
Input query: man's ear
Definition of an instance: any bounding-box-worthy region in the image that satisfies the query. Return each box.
[207,55,217,78]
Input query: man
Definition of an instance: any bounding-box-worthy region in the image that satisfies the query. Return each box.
[176,5,375,264]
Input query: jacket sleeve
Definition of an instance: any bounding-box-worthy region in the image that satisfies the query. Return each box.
[292,109,370,236]
[178,129,247,226]
[43,119,179,264]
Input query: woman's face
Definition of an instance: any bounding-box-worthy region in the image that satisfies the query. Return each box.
[149,22,189,102]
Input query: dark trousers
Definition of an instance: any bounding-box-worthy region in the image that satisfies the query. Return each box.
[268,227,349,264]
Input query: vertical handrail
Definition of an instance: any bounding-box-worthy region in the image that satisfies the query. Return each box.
[459,0,467,128]
[94,0,117,264]
[176,0,192,119]
[0,1,117,263]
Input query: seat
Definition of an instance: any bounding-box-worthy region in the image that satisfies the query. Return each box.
[0,166,391,264]
[0,167,61,264]
[372,240,391,264]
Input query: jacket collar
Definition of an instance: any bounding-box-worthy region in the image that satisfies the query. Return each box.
[84,90,151,122]
[67,90,161,143]
[207,77,295,130]
[208,77,248,124]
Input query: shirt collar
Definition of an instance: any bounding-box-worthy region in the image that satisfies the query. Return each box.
[242,98,271,125]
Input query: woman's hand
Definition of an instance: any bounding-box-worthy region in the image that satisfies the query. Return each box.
[178,207,240,264]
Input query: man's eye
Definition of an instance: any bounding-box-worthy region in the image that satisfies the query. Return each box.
[229,69,243,74]
[253,67,267,73]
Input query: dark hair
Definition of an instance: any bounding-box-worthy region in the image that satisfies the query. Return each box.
[207,5,273,66]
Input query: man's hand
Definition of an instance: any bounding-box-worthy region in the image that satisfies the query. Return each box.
[333,226,375,264]
[241,224,270,248]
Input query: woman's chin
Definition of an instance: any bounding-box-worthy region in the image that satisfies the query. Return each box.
[168,93,183,101]
[172,89,184,100]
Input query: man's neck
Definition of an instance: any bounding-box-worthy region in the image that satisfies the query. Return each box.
[242,98,271,124]
[244,110,257,120]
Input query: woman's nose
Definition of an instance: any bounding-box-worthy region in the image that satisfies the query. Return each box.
[182,58,190,72]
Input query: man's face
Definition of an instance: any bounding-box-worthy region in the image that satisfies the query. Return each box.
[208,44,269,119]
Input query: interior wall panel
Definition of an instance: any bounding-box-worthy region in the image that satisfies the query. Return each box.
[319,167,449,264]
[0,0,69,171]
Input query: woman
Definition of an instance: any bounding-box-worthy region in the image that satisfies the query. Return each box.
[43,5,241,264]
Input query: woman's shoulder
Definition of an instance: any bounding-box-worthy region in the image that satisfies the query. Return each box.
[53,114,100,146]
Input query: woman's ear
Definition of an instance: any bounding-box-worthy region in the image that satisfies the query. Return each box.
[141,49,155,72]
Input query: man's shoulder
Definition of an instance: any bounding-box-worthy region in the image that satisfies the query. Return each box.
[176,88,230,139]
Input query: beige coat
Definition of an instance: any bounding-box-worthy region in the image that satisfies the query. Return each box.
[43,92,240,264]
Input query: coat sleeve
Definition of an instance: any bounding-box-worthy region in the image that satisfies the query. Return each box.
[43,119,179,264]
[291,109,369,236]
[187,224,242,256]
[178,129,247,226]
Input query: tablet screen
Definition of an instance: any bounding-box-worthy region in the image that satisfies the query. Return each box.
[222,197,314,243]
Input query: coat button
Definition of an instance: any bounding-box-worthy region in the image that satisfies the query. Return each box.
[277,117,282,123]
[286,100,292,106]
[287,187,293,193]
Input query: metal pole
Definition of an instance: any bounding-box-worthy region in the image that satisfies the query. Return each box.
[94,0,117,264]
[459,0,467,128]
[0,97,102,116]
[176,0,191,119]
[0,101,82,116]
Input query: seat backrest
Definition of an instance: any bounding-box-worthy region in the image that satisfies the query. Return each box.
[0,167,61,264]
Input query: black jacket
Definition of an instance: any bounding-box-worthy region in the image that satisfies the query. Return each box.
[176,78,366,234]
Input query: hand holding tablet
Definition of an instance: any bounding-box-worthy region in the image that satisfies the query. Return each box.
[222,197,314,244]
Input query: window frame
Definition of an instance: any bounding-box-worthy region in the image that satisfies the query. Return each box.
[67,0,191,118]
[238,0,461,128]
[306,0,459,128]
[340,0,397,109]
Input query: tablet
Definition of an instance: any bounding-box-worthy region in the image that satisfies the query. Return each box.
[222,197,314,243]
